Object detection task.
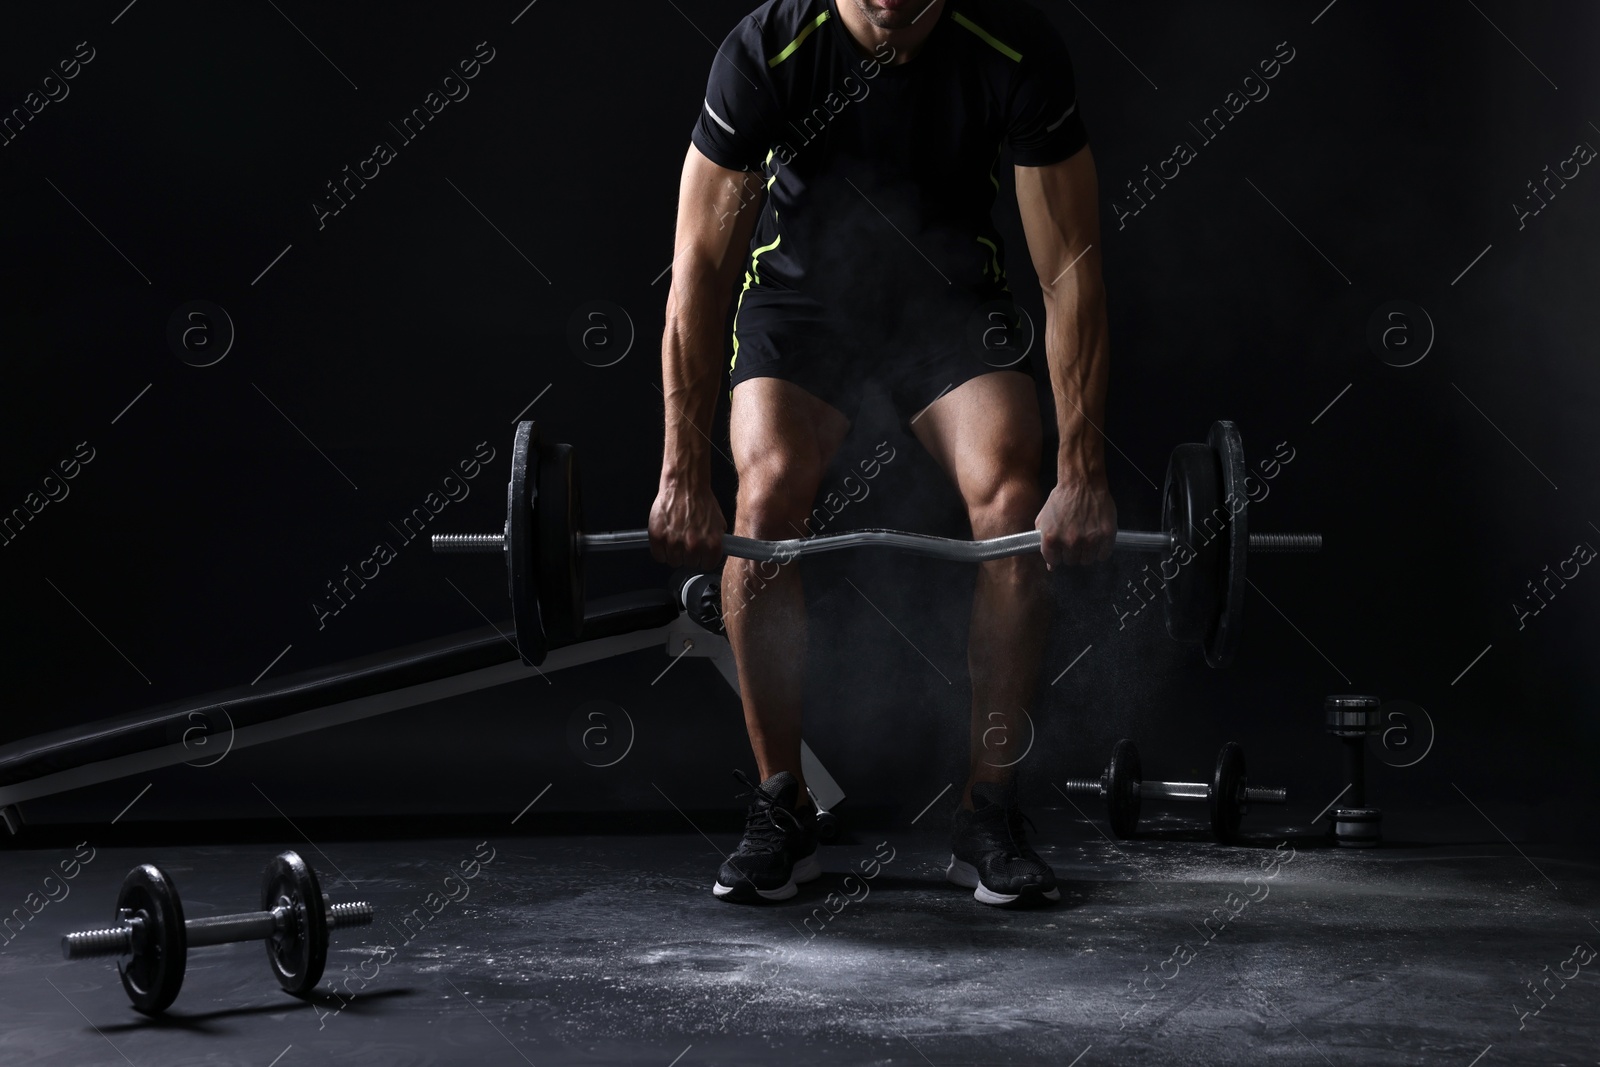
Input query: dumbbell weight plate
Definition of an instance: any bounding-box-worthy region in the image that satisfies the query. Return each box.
[261,850,329,998]
[675,570,726,636]
[815,809,840,843]
[1107,738,1142,838]
[1205,421,1248,669]
[117,864,187,1015]
[537,440,584,647]
[1324,694,1382,737]
[1161,443,1223,645]
[508,421,547,667]
[1331,807,1382,848]
[1210,741,1246,844]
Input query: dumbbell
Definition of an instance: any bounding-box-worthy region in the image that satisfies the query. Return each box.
[61,850,372,1015]
[1061,739,1288,843]
[1325,694,1383,847]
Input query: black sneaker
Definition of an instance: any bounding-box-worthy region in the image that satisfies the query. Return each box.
[713,770,822,903]
[946,781,1060,906]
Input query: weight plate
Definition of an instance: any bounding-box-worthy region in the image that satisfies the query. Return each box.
[675,570,726,635]
[1205,421,1248,668]
[537,440,585,647]
[116,863,187,1015]
[815,810,840,843]
[1161,443,1224,645]
[1324,694,1383,737]
[508,421,547,666]
[1331,807,1383,848]
[261,850,329,998]
[1210,741,1246,844]
[1107,738,1142,838]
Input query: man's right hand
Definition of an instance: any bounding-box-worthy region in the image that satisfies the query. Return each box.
[653,146,757,572]
[648,474,727,569]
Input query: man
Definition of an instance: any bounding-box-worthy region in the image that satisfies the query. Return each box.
[649,0,1116,906]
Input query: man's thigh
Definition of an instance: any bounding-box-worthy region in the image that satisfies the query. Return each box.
[907,370,1044,527]
[728,377,853,537]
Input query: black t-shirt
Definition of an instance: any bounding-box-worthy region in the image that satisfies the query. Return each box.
[692,0,1088,314]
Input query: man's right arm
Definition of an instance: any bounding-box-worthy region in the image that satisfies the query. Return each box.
[650,144,765,568]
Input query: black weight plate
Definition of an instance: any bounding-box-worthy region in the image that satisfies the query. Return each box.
[1324,694,1383,737]
[261,850,328,998]
[1206,420,1248,668]
[1107,738,1142,838]
[117,863,186,1015]
[537,440,584,647]
[673,570,726,635]
[1331,807,1383,848]
[1210,742,1246,843]
[1162,443,1224,644]
[815,810,840,843]
[508,421,547,666]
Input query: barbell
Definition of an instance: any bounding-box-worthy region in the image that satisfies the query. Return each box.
[432,420,1321,667]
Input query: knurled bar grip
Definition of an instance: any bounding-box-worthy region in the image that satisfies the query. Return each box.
[431,529,1322,559]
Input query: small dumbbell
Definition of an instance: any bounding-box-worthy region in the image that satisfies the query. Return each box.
[1061,739,1288,843]
[61,850,372,1015]
[1325,694,1383,848]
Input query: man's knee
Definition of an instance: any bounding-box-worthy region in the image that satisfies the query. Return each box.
[736,458,823,540]
[968,475,1041,540]
[967,475,1045,588]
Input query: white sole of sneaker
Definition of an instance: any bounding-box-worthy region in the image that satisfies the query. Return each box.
[713,851,823,902]
[945,856,1062,906]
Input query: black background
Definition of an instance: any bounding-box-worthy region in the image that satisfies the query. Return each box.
[1,1,1595,827]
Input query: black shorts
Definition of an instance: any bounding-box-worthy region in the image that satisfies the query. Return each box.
[729,287,1036,425]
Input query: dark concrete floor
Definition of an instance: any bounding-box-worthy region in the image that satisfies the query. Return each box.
[2,806,1596,1066]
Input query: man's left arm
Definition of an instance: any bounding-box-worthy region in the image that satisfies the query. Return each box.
[1015,147,1118,567]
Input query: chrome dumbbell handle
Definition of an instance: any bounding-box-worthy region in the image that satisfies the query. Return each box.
[1060,777,1287,805]
[63,901,372,960]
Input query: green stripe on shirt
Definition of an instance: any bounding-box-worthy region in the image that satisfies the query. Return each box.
[951,11,1023,62]
[769,10,831,67]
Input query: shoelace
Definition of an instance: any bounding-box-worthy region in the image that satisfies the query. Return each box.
[731,769,801,851]
[1006,805,1042,859]
[973,799,1038,859]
